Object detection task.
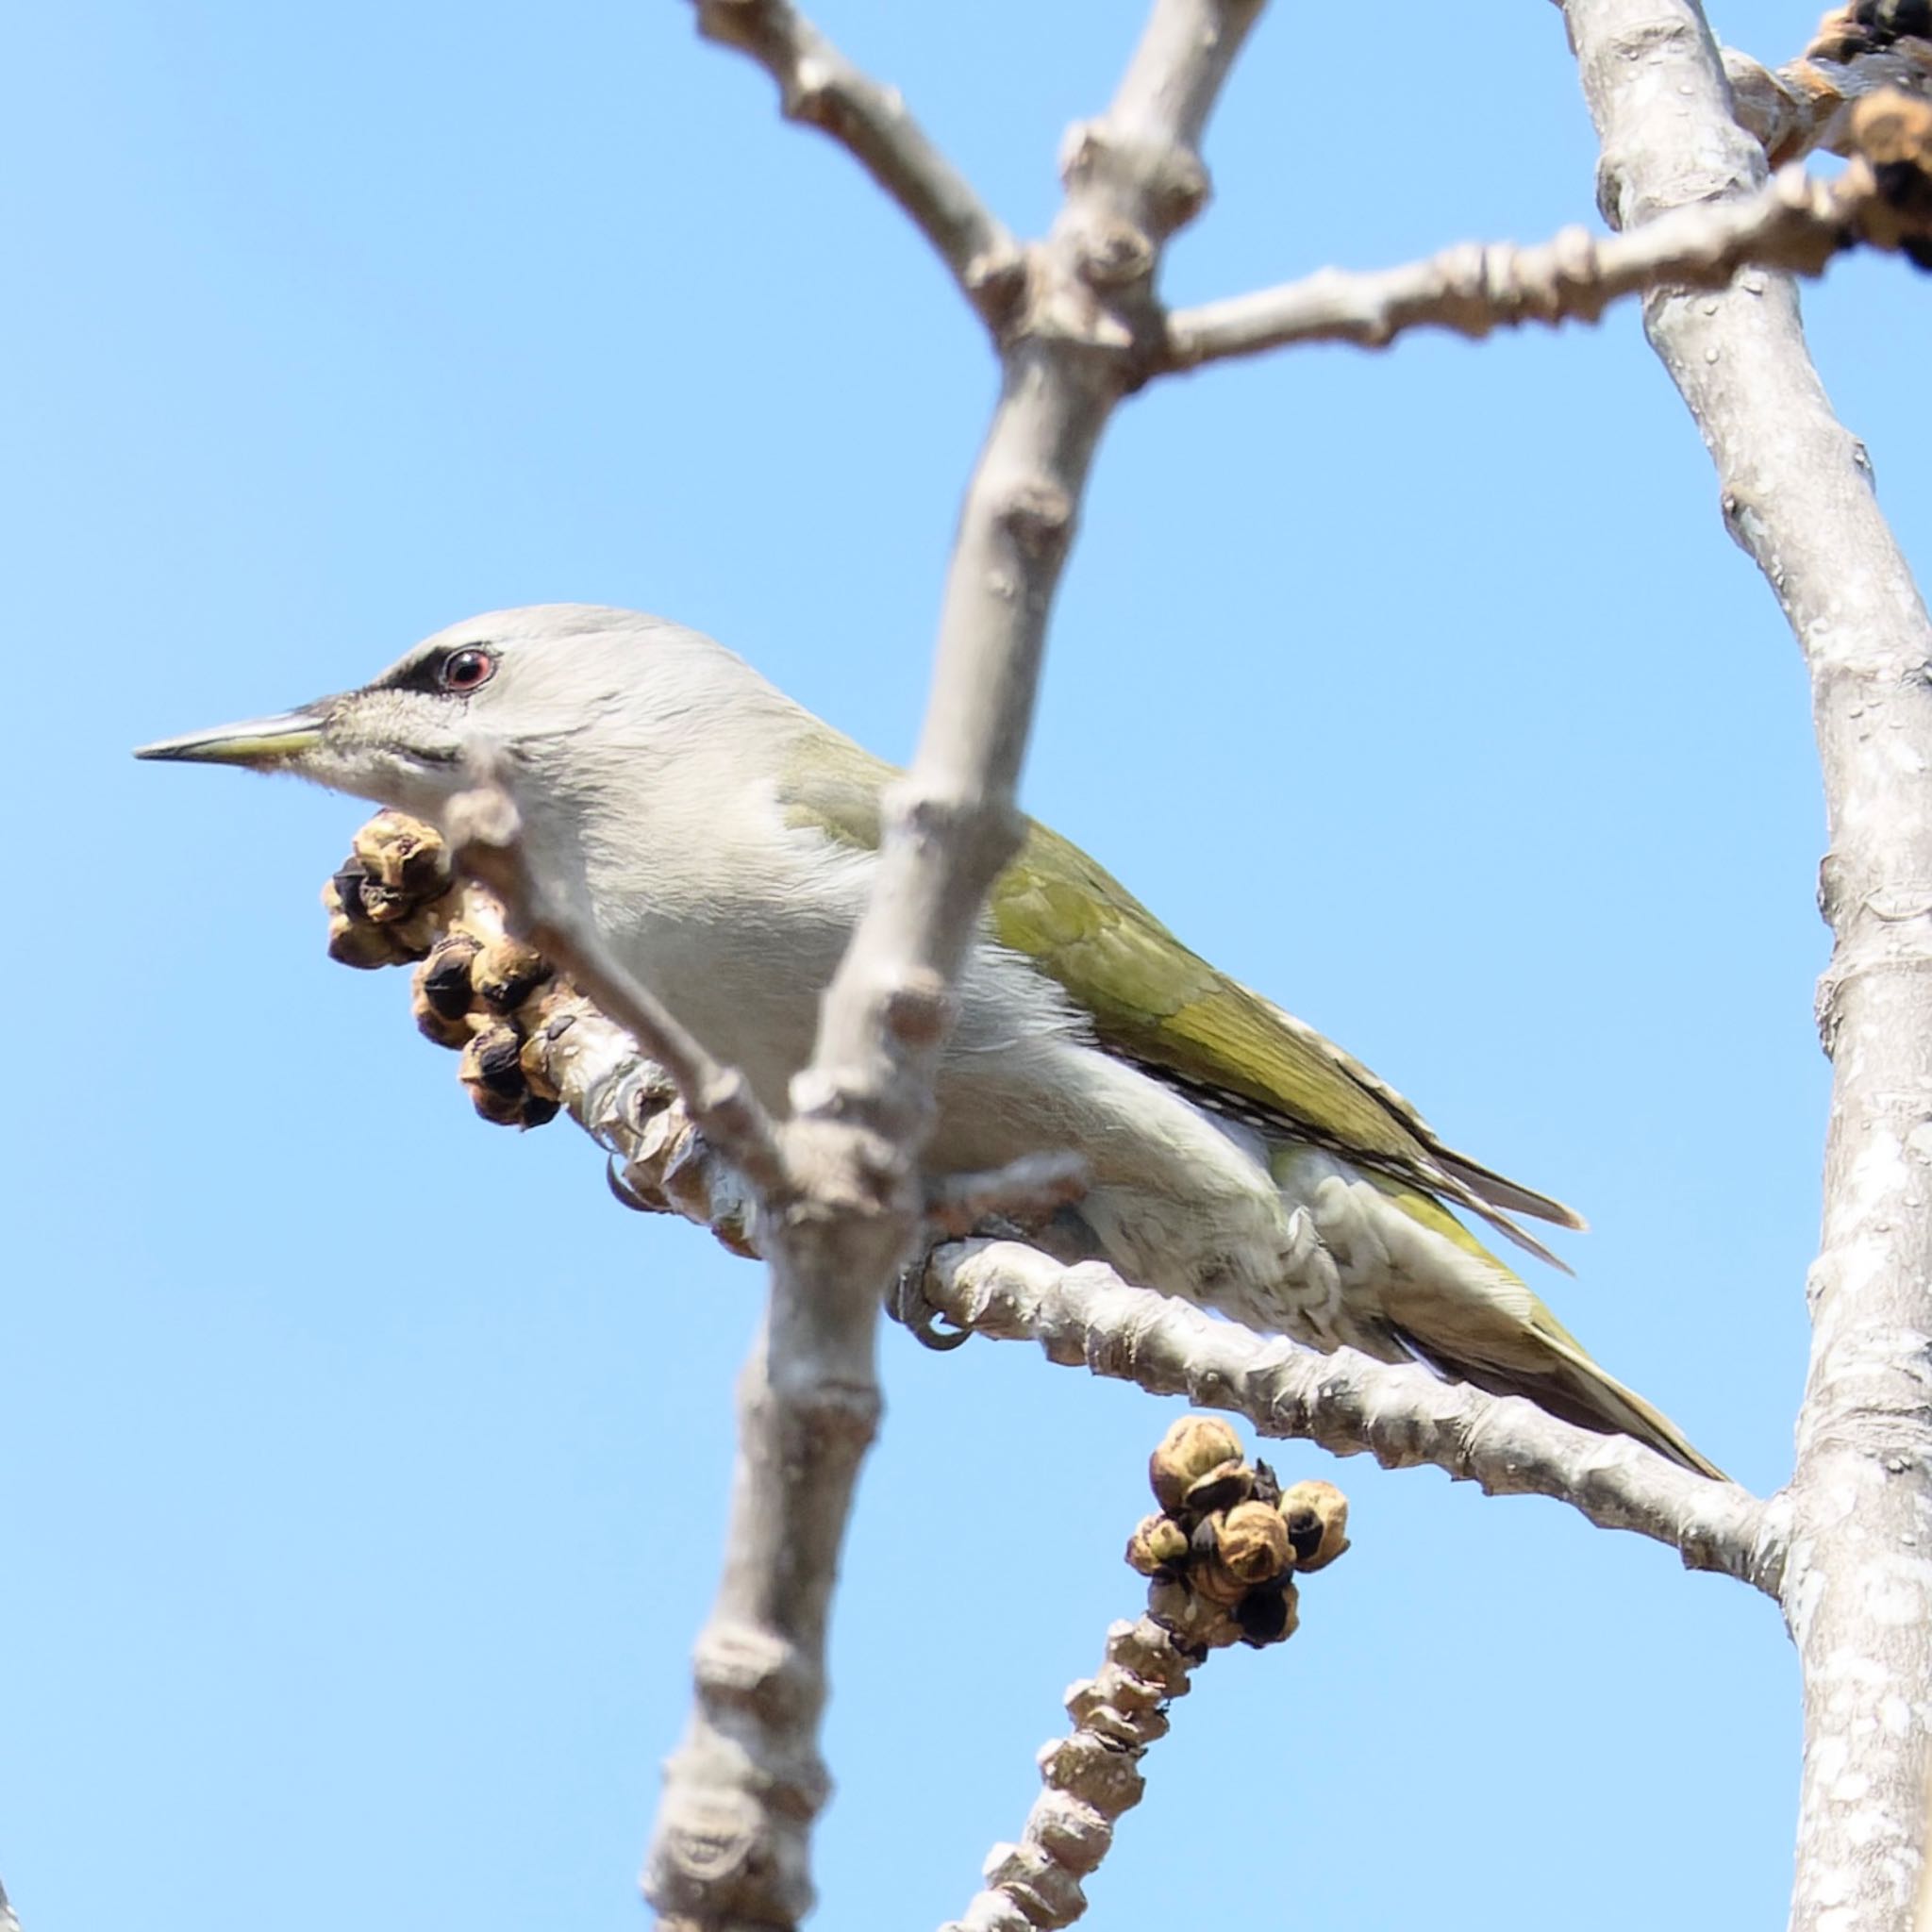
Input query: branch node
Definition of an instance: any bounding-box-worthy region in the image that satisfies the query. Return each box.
[965,245,1032,329]
[691,1622,824,1731]
[781,56,838,124]
[996,478,1076,560]
[1058,122,1209,233]
[1075,216,1157,290]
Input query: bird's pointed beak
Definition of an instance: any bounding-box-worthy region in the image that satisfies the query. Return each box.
[134,705,329,769]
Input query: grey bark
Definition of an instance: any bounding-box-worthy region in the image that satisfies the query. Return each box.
[1561,5,1932,1928]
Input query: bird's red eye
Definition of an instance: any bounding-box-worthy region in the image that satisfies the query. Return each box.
[439,647,496,694]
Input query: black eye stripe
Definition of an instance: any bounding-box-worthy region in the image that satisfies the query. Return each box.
[369,643,496,697]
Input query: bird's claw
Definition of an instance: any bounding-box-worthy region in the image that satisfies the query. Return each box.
[605,1155,659,1213]
[887,1261,973,1352]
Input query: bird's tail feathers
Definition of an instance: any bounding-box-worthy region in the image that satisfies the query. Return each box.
[1430,1148,1588,1235]
[1396,1318,1726,1481]
[1366,1169,1573,1276]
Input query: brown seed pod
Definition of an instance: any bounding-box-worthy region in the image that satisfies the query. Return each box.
[381,909,440,962]
[352,812,451,898]
[325,906,403,971]
[1187,1540,1250,1607]
[1806,4,1869,60]
[410,975,475,1049]
[1233,1576,1301,1648]
[417,934,483,1022]
[1124,1514,1191,1578]
[1854,89,1932,196]
[354,877,416,924]
[459,1022,527,1124]
[1211,1500,1292,1586]
[470,934,552,1013]
[1145,1574,1241,1653]
[322,871,435,965]
[1182,1457,1253,1516]
[326,864,378,925]
[1148,1415,1242,1513]
[465,1082,526,1127]
[1279,1479,1351,1573]
[517,1026,563,1102]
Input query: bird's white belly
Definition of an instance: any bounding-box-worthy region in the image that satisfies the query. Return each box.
[604,902,842,1112]
[593,876,1394,1357]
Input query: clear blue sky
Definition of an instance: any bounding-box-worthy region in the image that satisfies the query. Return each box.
[4,3,1919,1926]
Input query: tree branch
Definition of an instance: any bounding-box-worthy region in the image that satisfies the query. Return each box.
[925,1241,1787,1595]
[1161,153,1925,368]
[941,1614,1207,1932]
[683,0,1025,330]
[1560,5,1932,1929]
[643,8,1267,1927]
[941,1421,1350,1932]
[320,833,1790,1599]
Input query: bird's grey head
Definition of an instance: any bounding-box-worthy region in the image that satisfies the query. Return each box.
[135,603,768,819]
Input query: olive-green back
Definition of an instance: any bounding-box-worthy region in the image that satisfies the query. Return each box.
[779,739,1446,1180]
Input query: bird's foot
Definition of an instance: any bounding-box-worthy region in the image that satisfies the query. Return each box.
[886,1254,974,1352]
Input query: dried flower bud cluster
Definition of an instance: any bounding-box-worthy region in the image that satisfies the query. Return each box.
[947,1424,1353,1931]
[416,927,566,1129]
[1845,90,1932,266]
[322,812,457,968]
[321,816,763,1248]
[1127,1415,1349,1650]
[1808,0,1932,63]
[319,811,564,1129]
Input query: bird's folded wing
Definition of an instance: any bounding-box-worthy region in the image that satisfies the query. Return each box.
[776,740,1582,1249]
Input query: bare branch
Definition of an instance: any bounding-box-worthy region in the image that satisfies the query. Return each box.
[321,832,1789,1596]
[0,1876,20,1932]
[1162,158,1917,368]
[644,8,1267,1926]
[941,1615,1206,1932]
[926,1241,1787,1594]
[942,1421,1350,1932]
[682,0,1024,329]
[1560,5,1932,1928]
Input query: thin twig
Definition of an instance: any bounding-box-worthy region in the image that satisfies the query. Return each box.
[1164,98,1932,371]
[1561,5,1932,1929]
[685,0,1025,330]
[1163,162,1890,366]
[941,1615,1205,1932]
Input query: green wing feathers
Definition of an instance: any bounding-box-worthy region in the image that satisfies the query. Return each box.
[778,743,1724,1475]
[777,741,1582,1258]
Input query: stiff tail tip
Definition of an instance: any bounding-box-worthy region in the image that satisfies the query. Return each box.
[1401,1324,1726,1481]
